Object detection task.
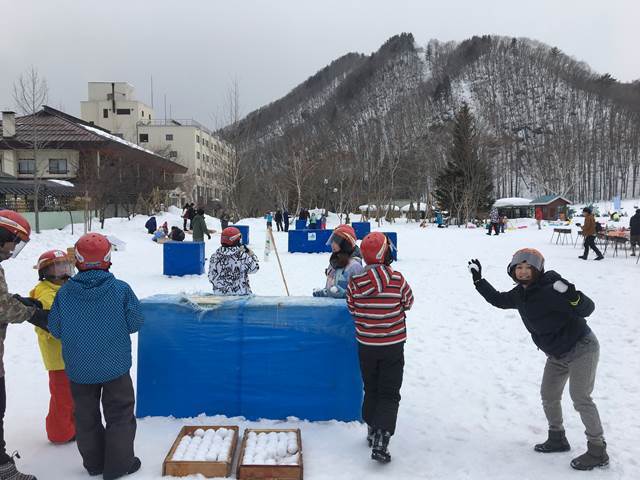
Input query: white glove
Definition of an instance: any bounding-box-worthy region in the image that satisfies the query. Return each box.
[553,280,569,293]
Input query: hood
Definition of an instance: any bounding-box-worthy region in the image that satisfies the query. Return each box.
[64,269,116,300]
[363,265,393,293]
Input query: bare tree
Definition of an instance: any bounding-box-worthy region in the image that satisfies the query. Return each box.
[13,67,49,233]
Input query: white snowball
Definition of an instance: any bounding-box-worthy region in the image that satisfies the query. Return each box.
[217,449,229,462]
[253,455,265,465]
[276,443,287,458]
[194,428,206,438]
[268,432,278,441]
[287,442,298,454]
[171,451,184,461]
[205,452,218,461]
[282,454,299,465]
[265,458,277,465]
[287,432,297,441]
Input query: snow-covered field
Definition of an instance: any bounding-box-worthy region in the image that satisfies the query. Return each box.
[3,203,638,480]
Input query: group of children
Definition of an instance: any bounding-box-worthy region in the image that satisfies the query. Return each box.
[0,207,610,477]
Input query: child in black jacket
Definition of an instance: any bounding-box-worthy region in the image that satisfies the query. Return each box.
[468,248,608,471]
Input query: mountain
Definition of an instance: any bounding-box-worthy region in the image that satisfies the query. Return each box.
[222,33,640,215]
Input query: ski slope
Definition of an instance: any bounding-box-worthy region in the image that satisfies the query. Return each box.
[2,204,638,480]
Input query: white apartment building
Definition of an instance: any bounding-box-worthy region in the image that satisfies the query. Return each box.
[137,119,231,206]
[81,82,153,143]
[81,82,231,206]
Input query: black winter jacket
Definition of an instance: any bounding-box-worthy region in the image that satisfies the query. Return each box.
[630,213,640,236]
[475,270,594,357]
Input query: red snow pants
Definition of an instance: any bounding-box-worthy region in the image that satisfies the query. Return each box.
[47,370,76,443]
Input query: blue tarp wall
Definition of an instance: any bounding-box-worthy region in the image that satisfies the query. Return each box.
[230,225,250,245]
[352,222,371,239]
[383,231,398,260]
[295,219,307,230]
[137,295,362,422]
[287,229,333,253]
[163,242,205,276]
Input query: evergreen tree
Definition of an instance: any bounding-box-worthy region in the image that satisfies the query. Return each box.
[434,103,493,225]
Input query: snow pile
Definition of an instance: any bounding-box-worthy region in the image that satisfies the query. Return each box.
[171,428,234,462]
[493,197,533,207]
[242,431,299,466]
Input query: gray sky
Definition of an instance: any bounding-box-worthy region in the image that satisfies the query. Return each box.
[2,0,638,129]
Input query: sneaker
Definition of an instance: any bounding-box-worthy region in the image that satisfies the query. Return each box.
[594,255,604,261]
[0,452,37,480]
[534,430,571,453]
[571,442,609,470]
[578,255,588,260]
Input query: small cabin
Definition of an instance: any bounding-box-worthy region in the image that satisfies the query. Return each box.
[530,195,572,220]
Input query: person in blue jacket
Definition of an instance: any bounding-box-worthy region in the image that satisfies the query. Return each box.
[49,233,143,480]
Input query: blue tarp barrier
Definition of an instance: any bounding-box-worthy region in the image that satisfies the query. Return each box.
[137,295,362,422]
[382,232,398,260]
[163,242,205,276]
[352,222,371,239]
[230,225,250,245]
[295,219,307,230]
[287,229,333,253]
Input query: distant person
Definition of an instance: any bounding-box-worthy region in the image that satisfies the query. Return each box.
[144,216,157,234]
[151,228,166,243]
[579,207,604,260]
[169,226,185,242]
[265,212,273,230]
[500,215,508,234]
[274,209,283,232]
[220,211,230,230]
[283,209,290,232]
[187,203,196,231]
[181,204,190,232]
[309,212,318,230]
[630,208,640,256]
[208,227,259,295]
[535,207,543,230]
[191,208,212,242]
[320,213,327,230]
[435,211,444,228]
[161,221,168,236]
[487,207,500,236]
[313,225,363,298]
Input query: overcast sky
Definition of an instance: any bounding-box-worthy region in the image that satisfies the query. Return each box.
[1,0,638,129]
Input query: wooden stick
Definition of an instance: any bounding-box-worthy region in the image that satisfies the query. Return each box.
[268,228,290,296]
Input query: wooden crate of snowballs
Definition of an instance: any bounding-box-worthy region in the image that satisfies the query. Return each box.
[163,425,239,478]
[236,429,303,480]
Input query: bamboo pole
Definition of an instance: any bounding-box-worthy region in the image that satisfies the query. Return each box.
[268,228,290,296]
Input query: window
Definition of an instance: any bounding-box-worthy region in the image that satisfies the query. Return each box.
[196,135,200,144]
[48,158,68,174]
[18,159,35,174]
[165,134,174,141]
[197,152,200,159]
[103,109,109,118]
[116,108,131,115]
[141,110,144,117]
[148,114,151,120]
[169,151,178,158]
[197,168,201,177]
[139,133,149,143]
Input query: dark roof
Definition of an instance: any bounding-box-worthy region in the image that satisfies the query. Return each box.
[530,195,572,205]
[1,106,187,174]
[0,177,76,196]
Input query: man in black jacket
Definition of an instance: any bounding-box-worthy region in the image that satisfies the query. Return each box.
[630,208,640,256]
[468,249,608,471]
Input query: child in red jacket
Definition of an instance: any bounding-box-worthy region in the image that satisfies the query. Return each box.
[347,232,413,464]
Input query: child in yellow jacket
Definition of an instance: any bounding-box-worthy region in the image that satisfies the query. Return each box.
[30,249,76,443]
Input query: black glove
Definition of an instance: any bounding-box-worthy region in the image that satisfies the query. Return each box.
[28,308,49,331]
[207,234,211,240]
[13,294,43,309]
[468,259,482,283]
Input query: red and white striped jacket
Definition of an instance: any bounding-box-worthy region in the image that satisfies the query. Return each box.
[346,265,414,346]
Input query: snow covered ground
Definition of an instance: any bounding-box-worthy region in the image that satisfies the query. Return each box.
[3,202,638,479]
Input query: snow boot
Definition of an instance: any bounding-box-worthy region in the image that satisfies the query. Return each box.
[371,429,391,464]
[0,453,37,480]
[578,255,588,260]
[570,442,609,470]
[534,430,571,453]
[594,255,604,261]
[366,426,375,448]
[102,457,141,480]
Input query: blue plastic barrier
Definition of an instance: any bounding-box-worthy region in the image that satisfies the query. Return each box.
[352,222,371,240]
[295,219,307,230]
[382,232,398,260]
[163,242,205,276]
[287,229,333,253]
[230,225,250,245]
[137,295,362,422]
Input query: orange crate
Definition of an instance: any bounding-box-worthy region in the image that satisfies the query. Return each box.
[236,428,303,480]
[162,425,239,478]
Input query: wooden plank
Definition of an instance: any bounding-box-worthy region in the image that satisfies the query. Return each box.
[162,425,239,478]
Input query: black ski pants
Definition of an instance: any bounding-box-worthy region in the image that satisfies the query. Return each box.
[583,235,602,258]
[70,372,136,478]
[358,342,404,435]
[276,221,283,232]
[0,376,10,465]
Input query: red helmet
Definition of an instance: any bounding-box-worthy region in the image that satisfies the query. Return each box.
[328,225,357,250]
[361,232,394,265]
[0,210,32,259]
[35,249,75,280]
[221,227,242,246]
[75,233,112,271]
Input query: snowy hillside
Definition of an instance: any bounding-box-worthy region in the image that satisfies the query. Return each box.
[2,205,638,479]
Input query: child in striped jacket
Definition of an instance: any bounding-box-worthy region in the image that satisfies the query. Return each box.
[346,232,414,464]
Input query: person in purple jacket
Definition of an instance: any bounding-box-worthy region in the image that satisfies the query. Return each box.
[313,225,363,298]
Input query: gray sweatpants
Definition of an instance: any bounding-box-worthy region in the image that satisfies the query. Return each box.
[540,331,604,445]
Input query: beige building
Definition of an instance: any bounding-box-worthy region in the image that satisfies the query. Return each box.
[80,82,153,143]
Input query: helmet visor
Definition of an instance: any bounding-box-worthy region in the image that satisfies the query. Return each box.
[10,239,29,259]
[508,250,544,273]
[42,261,75,279]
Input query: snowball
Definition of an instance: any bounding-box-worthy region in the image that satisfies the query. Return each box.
[268,432,278,441]
[248,432,257,440]
[193,428,206,438]
[277,432,288,442]
[171,450,184,461]
[265,458,277,465]
[217,428,229,438]
[253,455,265,465]
[205,452,218,461]
[282,454,299,465]
[276,443,287,458]
[217,449,229,462]
[287,442,298,454]
[287,432,297,441]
